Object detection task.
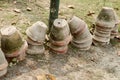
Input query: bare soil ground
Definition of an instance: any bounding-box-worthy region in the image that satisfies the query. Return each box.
[0,0,120,80]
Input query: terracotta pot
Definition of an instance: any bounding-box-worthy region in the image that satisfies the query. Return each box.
[71,42,91,50]
[26,21,48,43]
[49,43,68,54]
[68,16,92,50]
[69,16,86,34]
[5,40,28,61]
[111,23,119,39]
[26,37,43,46]
[96,7,117,27]
[0,49,8,77]
[73,25,91,41]
[1,26,24,55]
[0,33,8,77]
[93,34,110,42]
[27,44,45,55]
[49,35,72,46]
[71,38,92,50]
[93,7,117,44]
[94,28,110,38]
[93,39,109,46]
[26,36,45,55]
[50,19,70,41]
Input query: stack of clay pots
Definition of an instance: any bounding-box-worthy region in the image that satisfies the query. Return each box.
[26,21,47,54]
[93,7,118,45]
[1,26,28,61]
[0,33,8,77]
[69,16,92,50]
[49,19,71,54]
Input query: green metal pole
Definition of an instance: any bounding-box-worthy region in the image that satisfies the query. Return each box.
[49,0,60,32]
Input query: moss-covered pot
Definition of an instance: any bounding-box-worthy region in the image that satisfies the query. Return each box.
[1,26,24,55]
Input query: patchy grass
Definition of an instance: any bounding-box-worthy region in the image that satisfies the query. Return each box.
[61,0,120,29]
[0,0,120,32]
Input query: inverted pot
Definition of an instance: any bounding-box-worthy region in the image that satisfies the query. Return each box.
[26,21,48,43]
[5,40,28,59]
[50,19,70,41]
[49,35,72,46]
[0,49,8,77]
[49,44,68,54]
[68,16,86,34]
[1,26,23,54]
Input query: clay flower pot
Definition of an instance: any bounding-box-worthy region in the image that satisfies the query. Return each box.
[69,16,92,50]
[0,33,8,77]
[93,7,118,45]
[26,37,45,54]
[49,43,68,54]
[26,21,48,43]
[111,20,120,39]
[50,19,70,41]
[49,35,72,46]
[0,49,8,77]
[26,21,47,55]
[69,16,86,34]
[49,19,71,54]
[1,26,28,60]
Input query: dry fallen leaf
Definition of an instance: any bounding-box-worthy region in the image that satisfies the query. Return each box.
[13,8,21,13]
[87,11,95,16]
[27,7,32,11]
[36,74,47,80]
[68,5,75,9]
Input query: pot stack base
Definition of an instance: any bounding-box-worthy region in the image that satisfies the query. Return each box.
[49,19,71,54]
[26,37,45,55]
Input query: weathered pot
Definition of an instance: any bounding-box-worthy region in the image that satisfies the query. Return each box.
[1,26,25,56]
[49,43,68,54]
[0,33,8,77]
[94,28,111,38]
[69,16,86,34]
[68,16,92,50]
[5,40,28,61]
[73,25,91,41]
[26,21,48,43]
[93,7,117,44]
[71,38,92,50]
[50,19,70,41]
[0,49,8,77]
[93,39,109,46]
[26,37,42,46]
[49,35,72,46]
[26,37,45,54]
[111,22,120,39]
[96,7,117,27]
[27,45,45,55]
